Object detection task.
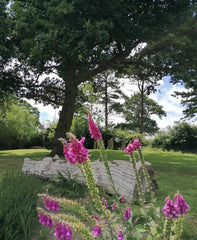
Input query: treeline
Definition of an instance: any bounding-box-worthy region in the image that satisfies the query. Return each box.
[152,122,197,153]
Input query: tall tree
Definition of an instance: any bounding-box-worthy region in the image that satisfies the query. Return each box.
[10,0,191,154]
[122,61,161,133]
[93,71,125,130]
[131,4,197,119]
[123,93,166,135]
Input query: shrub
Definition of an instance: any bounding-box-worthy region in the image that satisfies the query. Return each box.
[152,122,197,152]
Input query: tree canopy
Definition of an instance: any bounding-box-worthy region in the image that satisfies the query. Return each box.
[9,0,192,154]
[131,4,197,119]
[0,95,40,149]
[123,93,166,135]
[0,0,22,97]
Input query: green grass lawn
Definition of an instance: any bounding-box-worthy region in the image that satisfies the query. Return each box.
[0,147,197,239]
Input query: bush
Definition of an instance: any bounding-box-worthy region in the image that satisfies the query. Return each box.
[152,122,197,152]
[0,171,45,240]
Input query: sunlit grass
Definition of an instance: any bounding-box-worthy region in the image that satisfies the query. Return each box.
[0,147,197,239]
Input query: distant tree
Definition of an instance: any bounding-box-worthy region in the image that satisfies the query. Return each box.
[10,0,191,155]
[132,5,197,119]
[123,93,166,135]
[0,96,40,149]
[93,71,125,130]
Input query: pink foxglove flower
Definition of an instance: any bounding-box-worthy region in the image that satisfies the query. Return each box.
[88,114,102,140]
[54,223,72,240]
[162,197,179,219]
[117,231,124,240]
[94,216,99,221]
[124,206,131,220]
[44,198,59,212]
[105,201,109,209]
[124,143,135,156]
[132,138,142,149]
[174,193,190,215]
[121,196,124,202]
[38,213,53,227]
[63,136,89,165]
[112,203,116,211]
[92,225,101,237]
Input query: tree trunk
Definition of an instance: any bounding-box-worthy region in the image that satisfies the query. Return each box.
[104,77,108,130]
[51,81,78,156]
[140,91,144,134]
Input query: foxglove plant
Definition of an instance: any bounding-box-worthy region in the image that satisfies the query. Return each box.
[162,192,190,240]
[37,112,190,240]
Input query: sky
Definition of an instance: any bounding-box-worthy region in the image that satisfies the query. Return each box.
[27,75,187,130]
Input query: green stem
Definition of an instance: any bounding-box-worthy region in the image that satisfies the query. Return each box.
[130,154,145,205]
[163,218,173,240]
[137,149,152,193]
[97,139,123,215]
[173,215,183,240]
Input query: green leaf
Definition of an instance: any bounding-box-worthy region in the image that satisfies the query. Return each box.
[150,226,157,236]
[133,231,142,240]
[146,235,153,240]
[135,224,147,233]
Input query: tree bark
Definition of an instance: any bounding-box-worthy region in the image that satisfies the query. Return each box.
[51,81,78,156]
[140,87,144,134]
[104,76,108,130]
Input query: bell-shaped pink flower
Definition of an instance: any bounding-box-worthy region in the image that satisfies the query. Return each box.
[88,114,102,140]
[124,206,131,220]
[92,225,101,237]
[44,198,59,212]
[112,203,116,211]
[38,213,53,228]
[162,197,179,219]
[63,136,89,165]
[121,196,124,202]
[117,230,124,240]
[124,143,135,156]
[174,193,190,215]
[54,223,72,240]
[132,138,142,149]
[105,201,109,209]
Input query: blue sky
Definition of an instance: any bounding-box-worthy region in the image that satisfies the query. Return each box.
[149,76,186,129]
[28,76,187,129]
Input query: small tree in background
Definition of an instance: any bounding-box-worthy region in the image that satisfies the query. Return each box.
[123,93,166,135]
[93,71,125,130]
[152,122,197,152]
[0,96,41,149]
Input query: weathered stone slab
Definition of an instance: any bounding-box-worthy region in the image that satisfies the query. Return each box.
[22,155,158,201]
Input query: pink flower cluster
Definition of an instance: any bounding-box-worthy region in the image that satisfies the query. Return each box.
[124,206,132,220]
[162,193,190,219]
[92,225,101,236]
[174,193,190,215]
[44,198,59,212]
[38,213,53,227]
[124,138,142,156]
[63,137,89,165]
[88,114,102,140]
[117,231,124,240]
[162,197,179,219]
[54,223,72,240]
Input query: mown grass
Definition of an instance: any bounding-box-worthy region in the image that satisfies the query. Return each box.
[0,149,50,174]
[0,147,197,239]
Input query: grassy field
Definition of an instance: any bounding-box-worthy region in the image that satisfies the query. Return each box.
[0,147,197,239]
